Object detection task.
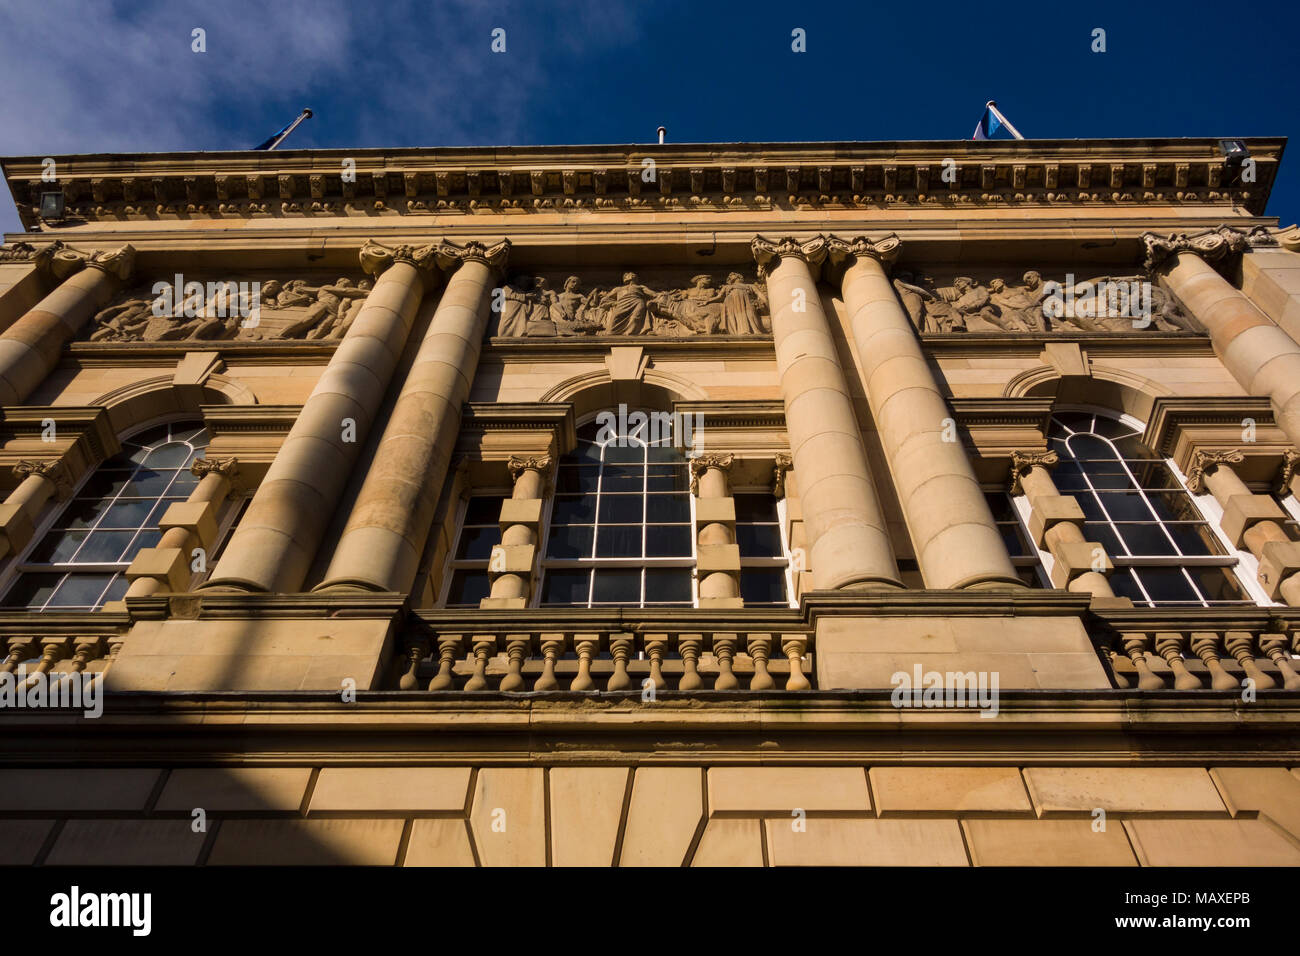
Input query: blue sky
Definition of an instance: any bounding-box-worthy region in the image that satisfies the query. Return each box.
[1,0,1296,234]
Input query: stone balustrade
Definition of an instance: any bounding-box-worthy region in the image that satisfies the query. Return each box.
[1097,627,1300,691]
[398,628,813,692]
[0,633,123,682]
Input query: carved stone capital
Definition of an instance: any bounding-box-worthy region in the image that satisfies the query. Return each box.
[1277,224,1300,254]
[1141,225,1263,274]
[1276,448,1300,496]
[192,456,246,498]
[359,239,438,278]
[82,244,137,282]
[0,240,42,264]
[14,459,73,500]
[1009,450,1059,495]
[825,233,903,271]
[751,235,827,273]
[1185,447,1246,493]
[772,452,794,498]
[689,452,733,495]
[435,237,511,274]
[507,455,552,482]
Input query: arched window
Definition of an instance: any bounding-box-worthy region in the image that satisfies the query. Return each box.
[1041,411,1249,607]
[539,418,694,607]
[3,421,209,611]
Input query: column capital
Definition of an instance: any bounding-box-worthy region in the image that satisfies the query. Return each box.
[1186,447,1246,493]
[81,244,136,282]
[825,233,903,271]
[1141,225,1273,274]
[13,459,73,500]
[689,452,733,495]
[507,454,552,482]
[1276,448,1300,496]
[772,452,794,497]
[751,235,827,273]
[37,242,136,282]
[1009,450,1059,495]
[1277,224,1300,253]
[191,456,247,497]
[359,239,439,278]
[435,237,511,275]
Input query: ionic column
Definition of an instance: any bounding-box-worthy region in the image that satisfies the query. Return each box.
[829,235,1023,590]
[1186,448,1300,605]
[1010,451,1119,599]
[751,235,901,591]
[690,453,742,607]
[0,460,73,561]
[318,238,510,593]
[203,240,440,592]
[124,457,240,598]
[0,244,135,404]
[480,455,550,608]
[1144,227,1300,446]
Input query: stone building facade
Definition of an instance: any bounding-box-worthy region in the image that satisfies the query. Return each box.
[1,137,1299,866]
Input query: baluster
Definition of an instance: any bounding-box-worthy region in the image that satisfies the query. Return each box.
[1122,632,1166,691]
[747,633,775,691]
[1154,632,1203,690]
[712,633,739,690]
[1098,637,1132,688]
[535,634,563,691]
[25,639,68,689]
[398,641,425,691]
[1191,632,1240,691]
[428,634,463,691]
[782,635,811,691]
[570,634,599,691]
[1225,631,1277,690]
[463,635,496,692]
[66,638,101,676]
[499,633,530,692]
[1260,632,1300,690]
[607,633,633,691]
[0,637,32,674]
[644,634,668,692]
[677,634,703,690]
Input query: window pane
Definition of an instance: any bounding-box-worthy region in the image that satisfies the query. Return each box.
[1132,567,1198,603]
[143,442,194,467]
[598,494,643,523]
[1096,492,1156,522]
[644,568,692,603]
[645,525,692,557]
[126,468,179,496]
[741,568,789,605]
[446,570,491,607]
[78,470,132,499]
[1115,522,1178,556]
[555,467,600,493]
[541,569,591,605]
[546,525,593,559]
[596,525,642,558]
[1081,522,1124,556]
[734,495,779,523]
[456,525,502,561]
[603,443,645,464]
[101,499,155,528]
[592,568,641,603]
[736,524,783,557]
[102,574,130,604]
[646,493,690,523]
[29,530,86,564]
[5,573,62,608]
[61,498,111,529]
[463,496,505,524]
[646,466,688,491]
[1190,565,1246,602]
[47,573,115,608]
[551,495,595,524]
[77,531,137,563]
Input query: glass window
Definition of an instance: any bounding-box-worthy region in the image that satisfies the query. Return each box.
[443,494,505,608]
[3,422,212,611]
[539,418,694,608]
[1027,411,1250,607]
[734,492,792,606]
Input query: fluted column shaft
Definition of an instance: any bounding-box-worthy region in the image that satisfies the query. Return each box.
[832,236,1022,590]
[752,236,901,592]
[319,239,509,593]
[0,245,135,404]
[204,242,438,592]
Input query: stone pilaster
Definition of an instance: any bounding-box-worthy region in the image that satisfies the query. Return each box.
[828,234,1023,590]
[0,244,135,404]
[203,240,440,592]
[1144,226,1300,446]
[481,454,550,608]
[318,238,510,594]
[690,453,742,608]
[0,459,73,561]
[751,235,901,592]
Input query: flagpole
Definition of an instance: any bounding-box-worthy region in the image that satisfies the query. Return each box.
[985,101,1024,140]
[266,108,314,151]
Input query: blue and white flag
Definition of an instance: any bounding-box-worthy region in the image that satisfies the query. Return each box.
[972,105,1002,140]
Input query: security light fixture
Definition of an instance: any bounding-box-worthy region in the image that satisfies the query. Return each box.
[1220,139,1250,170]
[39,190,65,221]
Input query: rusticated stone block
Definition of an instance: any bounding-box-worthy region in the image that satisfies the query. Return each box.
[1124,818,1300,866]
[469,768,545,866]
[1047,540,1112,587]
[125,546,190,592]
[487,543,536,575]
[47,820,207,865]
[157,499,220,551]
[0,820,54,864]
[696,543,741,573]
[1023,767,1227,816]
[310,767,470,812]
[871,767,1032,814]
[158,767,313,812]
[962,819,1137,866]
[708,766,870,814]
[1026,494,1085,547]
[691,818,764,867]
[209,819,404,865]
[1258,540,1300,599]
[1220,493,1287,548]
[0,769,161,812]
[694,497,736,526]
[1210,767,1300,841]
[498,497,542,528]
[404,819,476,866]
[764,818,969,866]
[619,767,704,866]
[550,767,627,867]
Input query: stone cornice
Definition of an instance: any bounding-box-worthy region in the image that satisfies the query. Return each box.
[3,137,1283,226]
[1143,396,1277,457]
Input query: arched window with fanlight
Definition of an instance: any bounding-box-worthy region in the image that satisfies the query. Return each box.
[2,421,214,611]
[538,418,695,608]
[1034,411,1252,607]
